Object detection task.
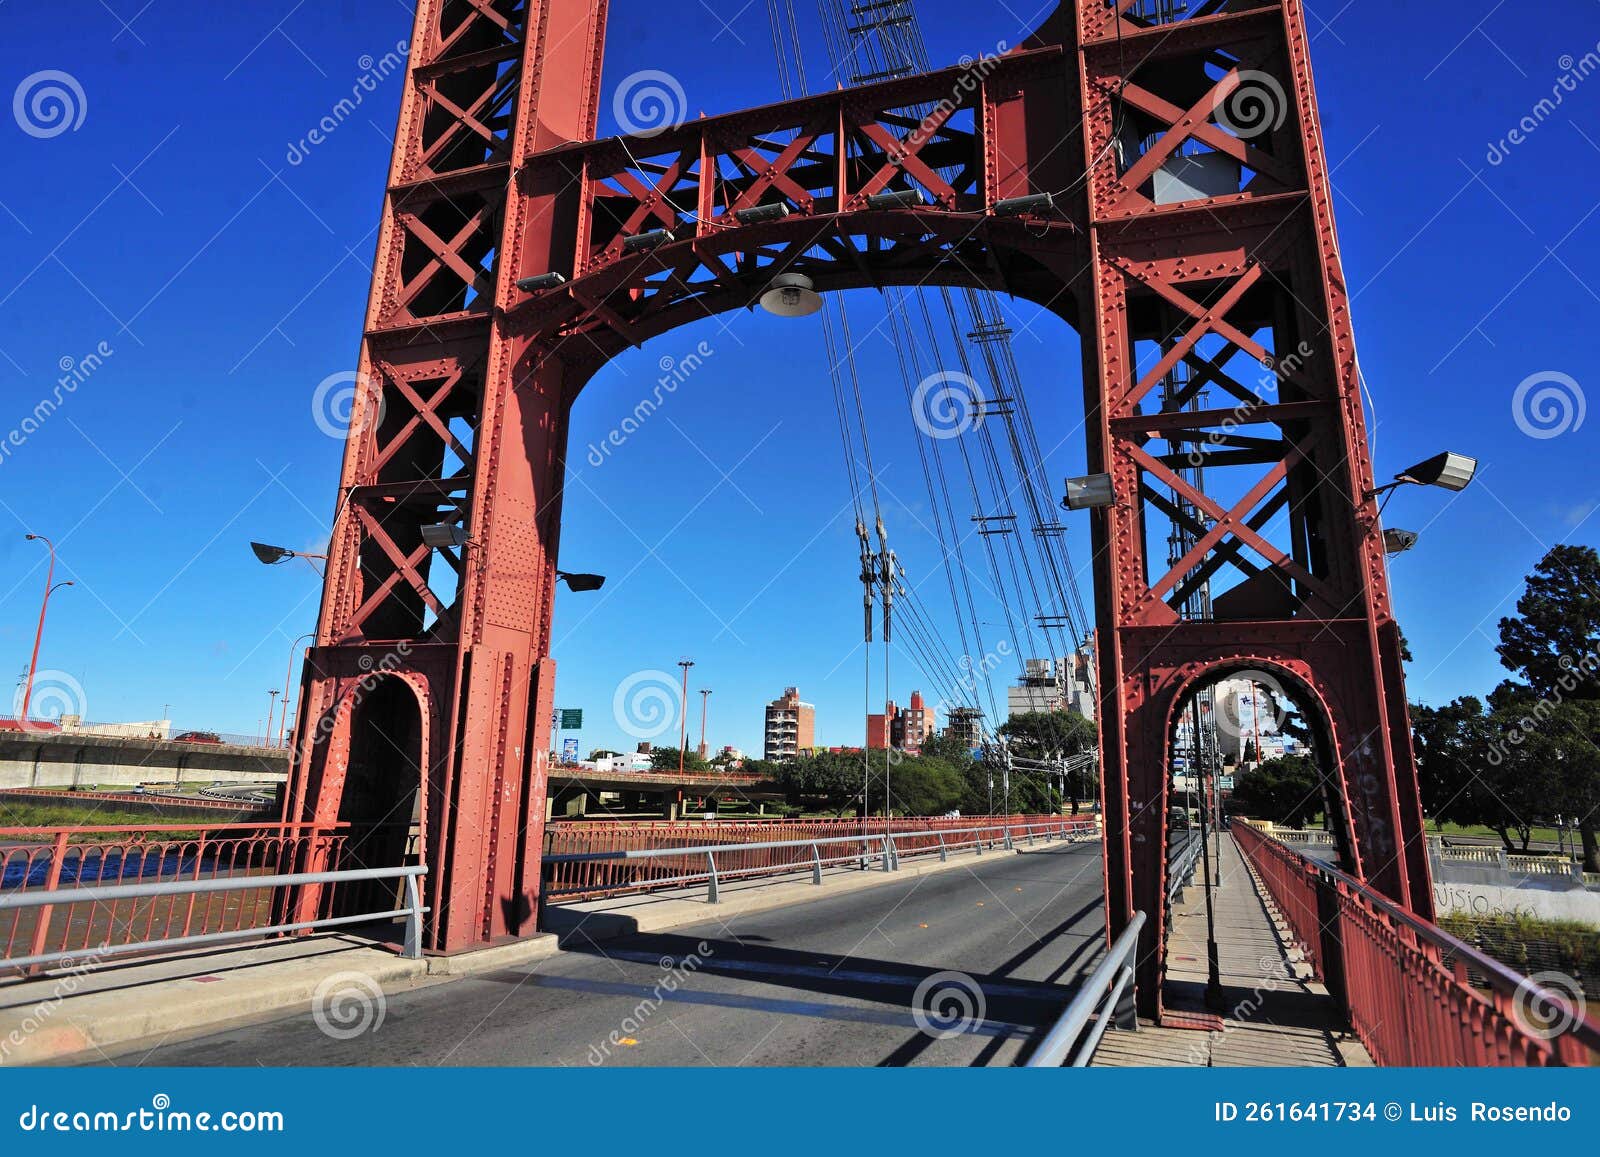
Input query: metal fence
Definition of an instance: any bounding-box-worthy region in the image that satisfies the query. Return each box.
[1235,822,1600,1066]
[0,863,427,971]
[0,822,347,973]
[543,815,1099,902]
[1166,833,1205,906]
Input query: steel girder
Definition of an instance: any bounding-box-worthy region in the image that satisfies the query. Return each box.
[287,0,1428,1016]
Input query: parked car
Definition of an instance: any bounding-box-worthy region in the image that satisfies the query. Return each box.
[173,731,223,745]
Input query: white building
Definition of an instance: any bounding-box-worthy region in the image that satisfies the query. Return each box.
[1006,649,1096,723]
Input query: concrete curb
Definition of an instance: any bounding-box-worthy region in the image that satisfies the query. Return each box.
[1,932,558,1066]
[424,934,560,976]
[1,950,429,1067]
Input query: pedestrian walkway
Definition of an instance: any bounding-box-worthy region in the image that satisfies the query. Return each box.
[1095,833,1371,1067]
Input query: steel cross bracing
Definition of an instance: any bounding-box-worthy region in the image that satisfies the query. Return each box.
[286,0,1428,1020]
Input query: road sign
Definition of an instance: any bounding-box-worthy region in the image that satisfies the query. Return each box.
[558,708,583,730]
[1217,775,1235,790]
[562,737,579,761]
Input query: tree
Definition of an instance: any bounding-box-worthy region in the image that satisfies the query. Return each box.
[771,749,969,817]
[1229,755,1323,827]
[773,750,869,815]
[997,710,1095,760]
[1495,545,1600,869]
[918,729,976,767]
[1411,692,1564,852]
[885,757,965,816]
[649,746,709,773]
[997,710,1098,813]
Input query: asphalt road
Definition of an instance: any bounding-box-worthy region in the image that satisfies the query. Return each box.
[123,839,1110,1068]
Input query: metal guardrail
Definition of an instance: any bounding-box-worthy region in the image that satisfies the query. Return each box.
[0,787,272,813]
[0,864,428,973]
[1235,823,1600,1066]
[1026,910,1146,1067]
[543,817,1098,903]
[1166,834,1204,906]
[0,822,349,966]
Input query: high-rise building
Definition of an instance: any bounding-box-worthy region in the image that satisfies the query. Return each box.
[866,705,893,750]
[763,687,815,761]
[894,690,933,750]
[866,690,935,751]
[1006,645,1096,722]
[1008,659,1064,717]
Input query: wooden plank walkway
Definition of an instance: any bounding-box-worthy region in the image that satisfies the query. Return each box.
[1095,833,1372,1067]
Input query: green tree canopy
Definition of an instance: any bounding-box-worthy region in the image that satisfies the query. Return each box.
[1494,545,1600,867]
[1228,754,1324,827]
[649,746,709,774]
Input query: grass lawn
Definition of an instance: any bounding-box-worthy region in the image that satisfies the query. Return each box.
[0,800,188,832]
[1425,820,1570,848]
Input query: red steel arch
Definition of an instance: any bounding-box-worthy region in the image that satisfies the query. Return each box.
[286,0,1429,1016]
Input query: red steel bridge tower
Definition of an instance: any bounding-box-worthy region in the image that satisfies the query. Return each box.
[285,0,1428,1017]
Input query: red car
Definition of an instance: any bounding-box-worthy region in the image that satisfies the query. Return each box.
[172,731,223,745]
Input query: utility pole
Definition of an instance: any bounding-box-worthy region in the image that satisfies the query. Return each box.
[1003,742,1013,816]
[676,658,694,775]
[858,520,874,837]
[1192,701,1224,1010]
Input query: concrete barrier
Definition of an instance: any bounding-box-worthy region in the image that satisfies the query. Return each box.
[0,731,287,791]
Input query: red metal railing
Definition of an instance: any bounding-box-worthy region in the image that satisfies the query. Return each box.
[0,822,346,974]
[543,814,1098,900]
[1234,822,1600,1066]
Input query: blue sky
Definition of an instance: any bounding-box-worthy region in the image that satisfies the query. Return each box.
[0,1,1597,755]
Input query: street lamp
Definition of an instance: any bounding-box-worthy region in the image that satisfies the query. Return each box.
[758,273,822,317]
[21,535,74,723]
[277,632,315,747]
[556,571,606,592]
[677,658,695,775]
[250,541,327,575]
[1383,528,1421,555]
[1062,473,1115,511]
[698,688,712,758]
[1365,451,1478,500]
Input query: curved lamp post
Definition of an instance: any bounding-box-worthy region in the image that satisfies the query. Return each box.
[21,534,73,723]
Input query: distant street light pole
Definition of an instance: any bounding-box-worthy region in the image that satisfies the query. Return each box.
[21,535,74,723]
[677,658,695,775]
[266,690,280,745]
[698,688,711,759]
[278,633,315,748]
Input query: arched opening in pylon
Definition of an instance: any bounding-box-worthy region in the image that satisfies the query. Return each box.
[553,283,1092,797]
[1164,660,1349,868]
[333,674,428,925]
